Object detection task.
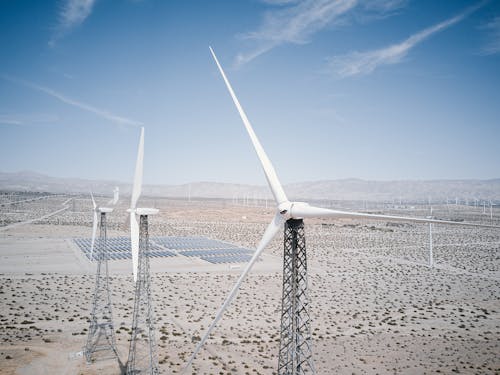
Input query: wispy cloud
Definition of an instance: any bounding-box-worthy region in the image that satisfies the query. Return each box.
[236,0,357,66]
[361,0,407,14]
[235,0,407,66]
[0,116,22,126]
[327,2,484,78]
[0,113,59,126]
[259,0,300,5]
[480,16,500,55]
[3,76,143,127]
[50,0,97,46]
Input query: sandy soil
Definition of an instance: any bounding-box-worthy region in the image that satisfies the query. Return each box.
[0,195,499,374]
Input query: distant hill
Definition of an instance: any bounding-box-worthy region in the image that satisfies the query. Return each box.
[286,178,500,202]
[0,171,499,202]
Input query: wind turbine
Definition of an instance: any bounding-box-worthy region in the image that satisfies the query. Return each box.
[89,188,119,261]
[85,195,117,363]
[184,47,499,374]
[427,206,434,268]
[125,127,160,375]
[108,186,120,206]
[89,193,99,261]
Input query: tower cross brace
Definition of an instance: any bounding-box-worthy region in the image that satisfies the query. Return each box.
[85,211,118,363]
[278,218,315,375]
[126,214,159,375]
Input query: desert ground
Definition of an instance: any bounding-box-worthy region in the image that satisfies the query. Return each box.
[0,193,499,374]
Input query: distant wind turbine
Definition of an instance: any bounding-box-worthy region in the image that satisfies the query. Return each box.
[427,206,434,268]
[107,186,119,206]
[89,191,114,261]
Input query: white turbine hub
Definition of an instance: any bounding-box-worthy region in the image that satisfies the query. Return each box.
[278,201,292,216]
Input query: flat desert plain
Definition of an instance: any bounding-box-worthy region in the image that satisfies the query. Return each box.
[0,195,499,374]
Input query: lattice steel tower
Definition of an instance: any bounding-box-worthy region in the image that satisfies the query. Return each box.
[126,212,159,375]
[278,219,315,375]
[85,209,118,363]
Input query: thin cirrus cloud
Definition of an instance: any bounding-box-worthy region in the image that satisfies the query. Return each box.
[327,2,485,78]
[3,76,143,127]
[0,113,59,126]
[259,0,300,4]
[235,0,407,66]
[0,116,22,126]
[49,0,97,46]
[235,0,358,66]
[480,16,500,55]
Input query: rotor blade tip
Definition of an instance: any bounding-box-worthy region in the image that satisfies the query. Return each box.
[209,46,217,58]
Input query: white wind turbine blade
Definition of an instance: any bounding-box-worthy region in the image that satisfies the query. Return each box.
[113,186,119,205]
[131,127,144,210]
[183,212,285,372]
[209,47,288,206]
[90,192,97,261]
[290,204,500,228]
[91,192,96,209]
[130,212,139,282]
[129,127,145,281]
[90,210,98,261]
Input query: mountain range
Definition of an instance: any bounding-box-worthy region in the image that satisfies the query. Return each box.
[1,171,499,203]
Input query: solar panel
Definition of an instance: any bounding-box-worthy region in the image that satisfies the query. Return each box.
[73,236,255,263]
[201,254,258,264]
[179,248,253,257]
[151,236,235,250]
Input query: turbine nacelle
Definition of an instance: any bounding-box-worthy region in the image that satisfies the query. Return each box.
[289,202,311,219]
[127,208,159,216]
[98,207,114,214]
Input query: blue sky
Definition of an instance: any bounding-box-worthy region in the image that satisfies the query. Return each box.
[1,0,499,185]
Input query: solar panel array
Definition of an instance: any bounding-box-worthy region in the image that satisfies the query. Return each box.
[73,236,259,265]
[201,255,253,264]
[73,237,175,261]
[152,236,239,250]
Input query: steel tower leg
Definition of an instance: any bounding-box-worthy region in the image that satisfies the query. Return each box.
[278,219,315,375]
[126,215,159,375]
[429,223,433,268]
[85,212,117,363]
